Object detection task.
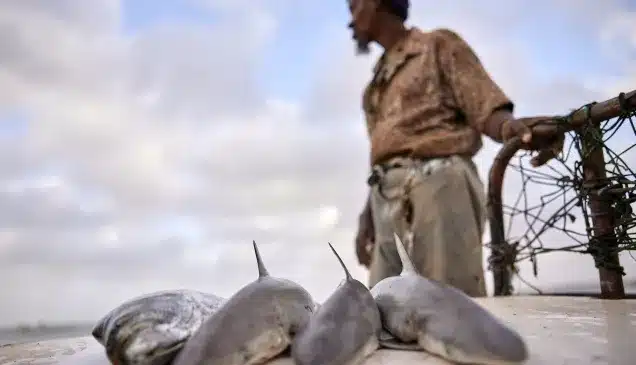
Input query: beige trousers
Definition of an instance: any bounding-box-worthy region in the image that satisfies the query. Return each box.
[368,155,487,297]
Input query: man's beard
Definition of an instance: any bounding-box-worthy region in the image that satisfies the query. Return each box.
[355,34,371,55]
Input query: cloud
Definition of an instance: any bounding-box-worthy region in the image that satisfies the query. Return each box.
[0,0,634,326]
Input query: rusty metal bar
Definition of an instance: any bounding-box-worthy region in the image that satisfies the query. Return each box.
[487,90,636,296]
[488,138,522,296]
[580,124,626,299]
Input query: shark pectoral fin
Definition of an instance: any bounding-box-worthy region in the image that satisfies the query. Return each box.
[347,335,380,365]
[379,329,394,342]
[417,332,469,363]
[378,330,421,351]
[244,327,291,365]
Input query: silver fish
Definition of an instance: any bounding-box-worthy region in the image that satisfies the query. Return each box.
[173,241,316,365]
[370,233,528,365]
[292,243,381,365]
[92,289,225,365]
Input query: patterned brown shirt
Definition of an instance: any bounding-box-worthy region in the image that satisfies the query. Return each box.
[363,27,514,166]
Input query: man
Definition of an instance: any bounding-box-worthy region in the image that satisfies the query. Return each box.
[349,0,564,296]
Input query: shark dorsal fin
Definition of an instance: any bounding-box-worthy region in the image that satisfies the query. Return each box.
[328,242,352,281]
[393,233,416,274]
[252,240,269,278]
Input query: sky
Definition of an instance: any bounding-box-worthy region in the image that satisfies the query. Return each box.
[0,0,635,326]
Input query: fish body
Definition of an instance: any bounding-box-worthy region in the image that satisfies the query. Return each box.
[292,243,381,365]
[173,241,315,365]
[371,233,528,365]
[92,289,225,365]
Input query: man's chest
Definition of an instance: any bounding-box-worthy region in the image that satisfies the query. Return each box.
[363,45,443,123]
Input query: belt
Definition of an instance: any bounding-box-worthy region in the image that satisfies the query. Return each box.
[366,157,453,200]
[366,160,406,186]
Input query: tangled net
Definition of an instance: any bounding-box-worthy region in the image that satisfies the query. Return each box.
[489,94,636,294]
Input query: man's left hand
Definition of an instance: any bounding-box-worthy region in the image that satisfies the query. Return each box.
[501,116,565,167]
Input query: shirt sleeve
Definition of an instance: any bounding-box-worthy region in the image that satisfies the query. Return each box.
[436,29,514,142]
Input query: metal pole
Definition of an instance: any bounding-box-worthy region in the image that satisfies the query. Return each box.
[579,124,625,299]
[487,139,521,296]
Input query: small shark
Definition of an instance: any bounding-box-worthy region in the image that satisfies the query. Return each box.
[292,243,381,365]
[370,233,528,365]
[173,241,316,365]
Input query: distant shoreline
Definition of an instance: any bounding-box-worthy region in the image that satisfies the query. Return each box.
[0,323,94,346]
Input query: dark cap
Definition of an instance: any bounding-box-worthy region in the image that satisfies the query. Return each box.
[382,0,409,21]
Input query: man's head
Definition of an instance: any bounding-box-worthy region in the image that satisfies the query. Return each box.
[347,0,409,54]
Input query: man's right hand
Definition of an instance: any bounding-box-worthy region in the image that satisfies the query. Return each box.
[501,116,565,167]
[355,207,375,268]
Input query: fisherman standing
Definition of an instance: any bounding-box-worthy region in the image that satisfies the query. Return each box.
[349,0,565,296]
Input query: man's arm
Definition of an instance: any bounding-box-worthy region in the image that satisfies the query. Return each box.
[436,28,566,167]
[435,29,514,143]
[360,190,372,218]
[485,108,515,142]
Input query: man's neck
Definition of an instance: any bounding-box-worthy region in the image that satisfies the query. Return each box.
[374,21,409,51]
